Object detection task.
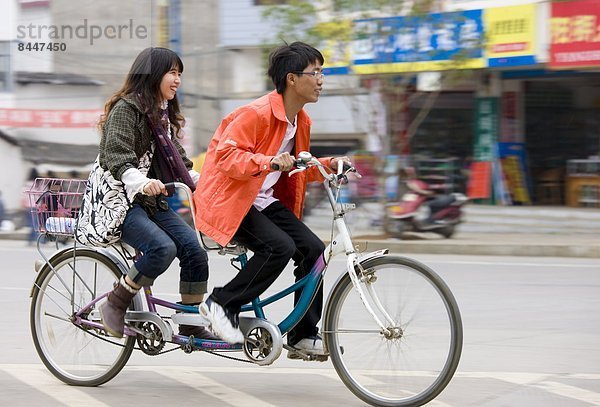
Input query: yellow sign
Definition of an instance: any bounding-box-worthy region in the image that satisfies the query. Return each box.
[353,58,485,74]
[501,155,531,204]
[485,4,536,66]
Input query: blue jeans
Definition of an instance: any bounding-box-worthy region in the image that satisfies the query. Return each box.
[121,204,208,295]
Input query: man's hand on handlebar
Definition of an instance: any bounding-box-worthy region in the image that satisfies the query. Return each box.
[270,152,295,172]
[330,156,352,171]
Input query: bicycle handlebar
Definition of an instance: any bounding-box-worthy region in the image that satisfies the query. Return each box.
[164,182,177,197]
[285,152,362,181]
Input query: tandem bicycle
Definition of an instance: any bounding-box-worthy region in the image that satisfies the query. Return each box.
[27,152,463,407]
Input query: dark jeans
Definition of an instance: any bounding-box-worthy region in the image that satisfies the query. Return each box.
[211,201,325,345]
[121,204,209,295]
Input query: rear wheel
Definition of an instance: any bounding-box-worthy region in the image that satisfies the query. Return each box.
[30,248,135,386]
[324,255,462,406]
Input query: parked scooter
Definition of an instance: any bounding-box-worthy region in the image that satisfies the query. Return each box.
[385,177,468,238]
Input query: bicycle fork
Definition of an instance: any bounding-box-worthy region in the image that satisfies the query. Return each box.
[326,223,397,337]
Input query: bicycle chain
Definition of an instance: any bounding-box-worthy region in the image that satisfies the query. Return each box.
[75,324,253,361]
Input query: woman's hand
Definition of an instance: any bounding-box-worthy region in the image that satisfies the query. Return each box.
[142,179,166,196]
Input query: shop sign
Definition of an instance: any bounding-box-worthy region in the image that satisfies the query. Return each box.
[0,108,102,128]
[467,161,491,199]
[500,91,523,143]
[321,37,352,75]
[484,4,537,67]
[498,142,531,204]
[473,97,499,162]
[352,9,485,74]
[550,0,600,69]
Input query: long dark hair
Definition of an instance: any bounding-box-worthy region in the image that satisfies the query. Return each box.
[99,47,185,137]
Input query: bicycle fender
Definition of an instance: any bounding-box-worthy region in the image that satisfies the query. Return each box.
[30,247,143,312]
[323,249,390,319]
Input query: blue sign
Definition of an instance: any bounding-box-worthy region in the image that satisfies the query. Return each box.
[353,9,484,73]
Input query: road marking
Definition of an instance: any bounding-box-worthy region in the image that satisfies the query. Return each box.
[533,381,600,405]
[423,259,600,268]
[156,366,278,407]
[2,365,600,405]
[0,286,30,291]
[1,365,110,406]
[566,373,600,380]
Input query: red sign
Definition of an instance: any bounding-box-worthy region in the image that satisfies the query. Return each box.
[550,0,600,69]
[467,161,492,199]
[0,109,103,128]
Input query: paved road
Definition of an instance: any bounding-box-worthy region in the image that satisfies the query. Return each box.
[1,240,599,406]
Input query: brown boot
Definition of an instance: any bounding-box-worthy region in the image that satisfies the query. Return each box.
[100,278,137,338]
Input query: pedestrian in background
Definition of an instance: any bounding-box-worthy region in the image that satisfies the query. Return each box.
[21,168,40,244]
[0,191,6,228]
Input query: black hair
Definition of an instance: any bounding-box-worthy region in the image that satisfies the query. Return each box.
[100,47,185,136]
[267,42,324,94]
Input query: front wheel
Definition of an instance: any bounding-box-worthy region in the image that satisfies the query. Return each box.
[30,248,136,386]
[323,255,463,407]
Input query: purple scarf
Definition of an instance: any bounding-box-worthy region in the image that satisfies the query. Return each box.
[147,108,196,192]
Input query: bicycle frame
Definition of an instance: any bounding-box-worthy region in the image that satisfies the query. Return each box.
[30,162,463,402]
[175,155,393,340]
[51,156,391,353]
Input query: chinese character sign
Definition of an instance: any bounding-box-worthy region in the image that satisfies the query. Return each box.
[352,9,485,74]
[485,4,537,67]
[0,109,103,128]
[473,98,499,162]
[550,0,600,69]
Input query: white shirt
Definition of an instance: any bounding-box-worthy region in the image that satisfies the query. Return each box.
[253,116,297,211]
[121,123,200,201]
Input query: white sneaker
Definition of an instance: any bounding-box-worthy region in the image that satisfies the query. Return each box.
[290,335,327,356]
[199,299,244,344]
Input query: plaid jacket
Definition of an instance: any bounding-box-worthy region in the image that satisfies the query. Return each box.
[98,95,193,211]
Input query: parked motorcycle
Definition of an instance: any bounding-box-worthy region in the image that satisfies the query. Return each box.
[385,179,468,238]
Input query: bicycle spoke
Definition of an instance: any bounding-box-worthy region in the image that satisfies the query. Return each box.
[324,256,462,407]
[31,249,135,386]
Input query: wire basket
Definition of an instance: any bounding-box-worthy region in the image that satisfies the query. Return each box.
[26,178,87,236]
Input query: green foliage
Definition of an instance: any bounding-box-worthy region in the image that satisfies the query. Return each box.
[262,0,408,46]
[262,0,321,45]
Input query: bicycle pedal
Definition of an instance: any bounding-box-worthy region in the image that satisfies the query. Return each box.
[285,346,329,362]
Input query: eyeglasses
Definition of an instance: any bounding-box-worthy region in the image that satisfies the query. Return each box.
[293,71,325,80]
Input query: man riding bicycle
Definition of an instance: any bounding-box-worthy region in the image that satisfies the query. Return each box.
[193,41,350,357]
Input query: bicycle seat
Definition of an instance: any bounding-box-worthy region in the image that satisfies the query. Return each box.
[199,232,246,256]
[218,240,247,256]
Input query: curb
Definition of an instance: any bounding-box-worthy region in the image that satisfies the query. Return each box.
[3,230,600,259]
[345,239,600,259]
[316,231,600,259]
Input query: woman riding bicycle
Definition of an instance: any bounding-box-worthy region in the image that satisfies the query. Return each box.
[92,47,217,340]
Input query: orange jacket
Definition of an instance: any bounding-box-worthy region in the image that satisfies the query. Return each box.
[193,91,330,246]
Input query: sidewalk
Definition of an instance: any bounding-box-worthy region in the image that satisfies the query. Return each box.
[2,205,600,258]
[305,203,600,259]
[316,231,600,259]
